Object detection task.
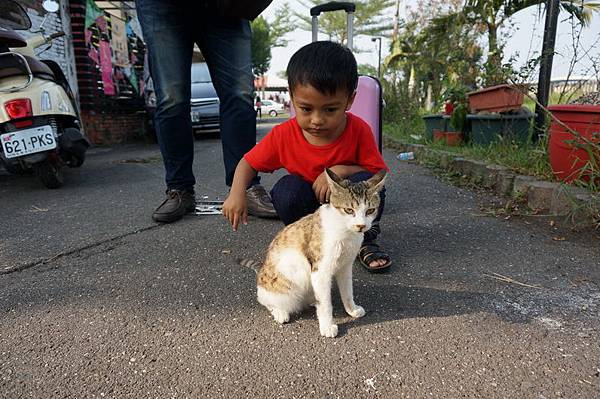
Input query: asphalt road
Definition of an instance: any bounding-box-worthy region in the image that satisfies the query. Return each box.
[1,119,599,398]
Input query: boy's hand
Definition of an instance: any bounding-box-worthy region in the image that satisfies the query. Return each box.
[223,191,248,231]
[312,172,331,204]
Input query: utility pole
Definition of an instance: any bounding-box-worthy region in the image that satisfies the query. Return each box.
[371,37,382,79]
[534,0,560,139]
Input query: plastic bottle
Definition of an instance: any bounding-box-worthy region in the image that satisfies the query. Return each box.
[396,151,415,161]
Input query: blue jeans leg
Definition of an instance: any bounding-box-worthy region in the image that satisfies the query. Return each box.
[196,17,260,188]
[135,1,260,190]
[270,175,320,225]
[136,0,195,191]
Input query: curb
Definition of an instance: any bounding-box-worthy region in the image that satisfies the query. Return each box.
[385,137,600,227]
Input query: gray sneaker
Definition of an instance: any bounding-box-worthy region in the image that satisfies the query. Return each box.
[152,189,196,223]
[246,184,278,218]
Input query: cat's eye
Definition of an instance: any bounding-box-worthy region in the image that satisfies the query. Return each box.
[366,208,377,215]
[344,208,355,215]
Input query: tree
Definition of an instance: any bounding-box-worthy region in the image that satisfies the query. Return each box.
[460,0,600,84]
[251,5,293,77]
[251,17,272,77]
[294,0,395,46]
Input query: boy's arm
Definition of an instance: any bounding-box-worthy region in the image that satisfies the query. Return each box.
[223,158,257,231]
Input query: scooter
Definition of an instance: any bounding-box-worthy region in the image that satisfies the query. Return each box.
[0,0,89,188]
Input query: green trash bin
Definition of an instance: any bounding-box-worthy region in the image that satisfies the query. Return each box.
[467,113,534,145]
[422,114,450,140]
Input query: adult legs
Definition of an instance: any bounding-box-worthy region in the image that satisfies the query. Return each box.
[195,17,260,188]
[136,0,195,191]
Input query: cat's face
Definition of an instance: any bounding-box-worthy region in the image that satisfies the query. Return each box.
[325,169,386,233]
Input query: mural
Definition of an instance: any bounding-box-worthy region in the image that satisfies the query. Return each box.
[84,0,144,98]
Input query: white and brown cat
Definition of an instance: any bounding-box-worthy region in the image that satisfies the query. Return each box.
[240,168,386,337]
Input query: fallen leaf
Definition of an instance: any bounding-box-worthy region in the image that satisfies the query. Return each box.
[549,220,556,227]
[552,236,566,241]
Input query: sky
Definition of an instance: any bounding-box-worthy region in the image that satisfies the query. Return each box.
[261,0,600,82]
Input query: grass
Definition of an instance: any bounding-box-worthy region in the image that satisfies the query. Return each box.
[384,120,555,180]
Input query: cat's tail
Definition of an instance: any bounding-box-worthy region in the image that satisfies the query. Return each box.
[237,258,261,274]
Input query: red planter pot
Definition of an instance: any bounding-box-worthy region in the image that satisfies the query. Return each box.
[548,104,600,183]
[467,84,524,113]
[433,129,463,146]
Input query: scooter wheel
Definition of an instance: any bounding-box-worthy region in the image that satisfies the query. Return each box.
[33,160,63,189]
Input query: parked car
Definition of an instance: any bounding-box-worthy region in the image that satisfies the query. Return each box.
[190,62,219,135]
[256,99,285,117]
[143,61,220,139]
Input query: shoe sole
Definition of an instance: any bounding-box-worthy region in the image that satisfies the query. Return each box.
[247,209,279,219]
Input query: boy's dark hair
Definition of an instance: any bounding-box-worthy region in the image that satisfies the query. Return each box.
[287,41,358,96]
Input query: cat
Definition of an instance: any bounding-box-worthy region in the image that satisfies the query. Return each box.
[240,168,386,338]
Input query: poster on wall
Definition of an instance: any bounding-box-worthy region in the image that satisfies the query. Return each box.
[111,17,129,67]
[83,0,145,98]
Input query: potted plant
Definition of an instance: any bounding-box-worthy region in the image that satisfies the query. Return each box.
[442,84,468,115]
[467,84,524,113]
[446,103,467,145]
[433,103,467,146]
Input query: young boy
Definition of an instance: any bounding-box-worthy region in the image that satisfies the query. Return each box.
[223,41,391,272]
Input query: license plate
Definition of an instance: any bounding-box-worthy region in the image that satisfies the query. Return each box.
[191,112,200,122]
[1,125,56,159]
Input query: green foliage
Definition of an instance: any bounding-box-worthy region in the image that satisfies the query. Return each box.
[460,0,600,84]
[294,0,394,45]
[387,9,483,110]
[251,6,294,77]
[251,17,272,77]
[449,103,468,132]
[442,84,468,104]
[382,79,425,140]
[358,63,378,76]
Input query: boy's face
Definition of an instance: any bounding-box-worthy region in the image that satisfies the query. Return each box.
[291,84,356,143]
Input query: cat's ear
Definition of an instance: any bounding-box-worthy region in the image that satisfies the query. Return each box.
[366,170,387,193]
[324,168,346,191]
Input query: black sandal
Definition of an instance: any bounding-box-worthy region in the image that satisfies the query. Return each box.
[358,242,392,273]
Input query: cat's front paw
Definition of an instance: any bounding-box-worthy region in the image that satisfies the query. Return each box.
[347,305,366,318]
[319,323,338,338]
[271,309,290,324]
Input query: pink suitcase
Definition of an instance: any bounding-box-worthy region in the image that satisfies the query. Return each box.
[290,1,383,152]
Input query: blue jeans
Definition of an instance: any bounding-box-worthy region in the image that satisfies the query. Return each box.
[136,0,260,191]
[270,171,386,241]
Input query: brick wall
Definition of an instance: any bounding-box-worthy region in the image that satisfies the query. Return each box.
[81,110,148,145]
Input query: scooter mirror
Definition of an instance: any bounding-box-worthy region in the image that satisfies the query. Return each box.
[42,0,59,13]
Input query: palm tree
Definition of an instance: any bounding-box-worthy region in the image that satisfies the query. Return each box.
[462,0,600,83]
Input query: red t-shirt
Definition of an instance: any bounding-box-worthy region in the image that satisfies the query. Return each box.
[244,113,388,183]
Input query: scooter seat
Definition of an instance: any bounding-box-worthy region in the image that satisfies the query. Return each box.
[0,30,27,48]
[0,54,54,80]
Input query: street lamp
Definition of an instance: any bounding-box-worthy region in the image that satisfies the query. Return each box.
[371,37,382,79]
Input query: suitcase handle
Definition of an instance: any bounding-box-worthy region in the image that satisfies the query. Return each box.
[310,1,355,50]
[310,2,356,16]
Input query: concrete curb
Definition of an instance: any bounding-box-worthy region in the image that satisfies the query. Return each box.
[386,137,600,226]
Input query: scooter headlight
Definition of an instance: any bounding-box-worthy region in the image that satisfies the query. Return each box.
[41,91,52,111]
